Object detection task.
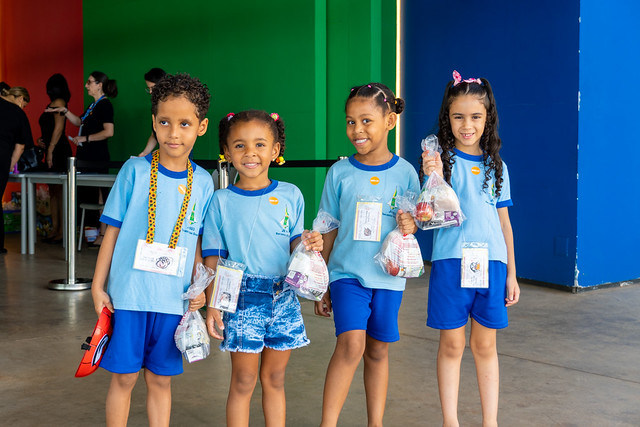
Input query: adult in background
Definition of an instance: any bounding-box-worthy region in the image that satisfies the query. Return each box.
[138,67,166,157]
[39,74,72,243]
[0,84,34,254]
[48,71,118,246]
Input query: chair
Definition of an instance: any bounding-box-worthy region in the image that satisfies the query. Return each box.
[78,203,104,250]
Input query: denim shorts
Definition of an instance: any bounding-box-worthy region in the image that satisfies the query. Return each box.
[220,274,310,353]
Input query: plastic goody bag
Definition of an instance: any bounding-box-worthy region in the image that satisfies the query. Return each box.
[416,134,464,230]
[209,258,246,313]
[285,210,340,301]
[174,263,215,363]
[374,194,424,278]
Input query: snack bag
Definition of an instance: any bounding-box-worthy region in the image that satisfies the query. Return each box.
[209,258,246,313]
[416,134,464,230]
[174,263,214,363]
[285,210,340,301]
[374,195,424,278]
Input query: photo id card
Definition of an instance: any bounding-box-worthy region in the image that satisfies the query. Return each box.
[461,243,489,288]
[133,240,188,277]
[353,202,382,242]
[209,264,244,313]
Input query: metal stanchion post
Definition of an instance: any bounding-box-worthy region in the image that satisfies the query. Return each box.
[218,160,229,190]
[49,157,92,290]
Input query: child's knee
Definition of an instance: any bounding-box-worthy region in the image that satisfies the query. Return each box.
[335,333,366,362]
[438,334,466,358]
[469,335,497,358]
[144,370,172,390]
[260,367,286,390]
[112,372,139,390]
[363,339,389,363]
[231,369,259,394]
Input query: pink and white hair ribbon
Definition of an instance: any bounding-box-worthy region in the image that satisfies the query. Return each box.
[452,70,481,86]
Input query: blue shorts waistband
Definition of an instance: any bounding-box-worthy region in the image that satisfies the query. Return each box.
[241,274,287,294]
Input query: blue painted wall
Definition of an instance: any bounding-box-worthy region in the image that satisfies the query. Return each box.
[576,0,640,287]
[401,0,580,286]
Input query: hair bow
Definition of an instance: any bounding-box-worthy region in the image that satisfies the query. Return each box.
[452,70,481,86]
[270,112,280,121]
[226,112,235,121]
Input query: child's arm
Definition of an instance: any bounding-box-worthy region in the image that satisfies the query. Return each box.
[90,225,119,316]
[396,210,418,235]
[188,236,206,312]
[498,207,520,307]
[203,255,224,340]
[314,228,338,317]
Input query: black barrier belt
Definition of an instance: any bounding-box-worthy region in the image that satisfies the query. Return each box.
[75,158,342,171]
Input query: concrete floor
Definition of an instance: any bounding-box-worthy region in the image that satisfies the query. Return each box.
[1,233,639,426]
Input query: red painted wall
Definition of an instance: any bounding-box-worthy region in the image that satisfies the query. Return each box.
[0,0,83,145]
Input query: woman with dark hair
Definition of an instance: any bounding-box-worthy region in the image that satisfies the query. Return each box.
[39,73,72,243]
[0,84,33,253]
[138,67,166,157]
[47,71,118,246]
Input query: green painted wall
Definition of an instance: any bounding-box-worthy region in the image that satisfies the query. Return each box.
[83,0,396,225]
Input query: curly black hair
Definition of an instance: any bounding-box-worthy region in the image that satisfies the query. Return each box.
[218,110,285,161]
[151,73,210,121]
[345,82,405,115]
[422,77,503,198]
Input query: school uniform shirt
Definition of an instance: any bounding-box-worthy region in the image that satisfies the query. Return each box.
[100,154,214,315]
[202,180,304,276]
[431,148,513,263]
[319,155,421,291]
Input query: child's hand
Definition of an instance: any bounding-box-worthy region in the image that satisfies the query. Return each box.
[314,291,332,317]
[188,291,206,312]
[422,150,443,177]
[91,289,114,316]
[505,276,520,307]
[396,210,418,235]
[206,307,224,340]
[302,230,323,252]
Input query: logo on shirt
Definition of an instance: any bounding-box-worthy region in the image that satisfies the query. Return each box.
[388,188,398,210]
[188,201,197,225]
[370,176,380,185]
[269,197,279,205]
[471,166,481,176]
[280,207,290,232]
[178,184,187,194]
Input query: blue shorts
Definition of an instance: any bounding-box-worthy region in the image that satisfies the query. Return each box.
[221,274,309,353]
[100,310,183,376]
[329,278,404,342]
[427,259,508,330]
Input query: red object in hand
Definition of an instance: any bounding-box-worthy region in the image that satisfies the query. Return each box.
[415,202,434,222]
[75,307,113,377]
[386,260,400,276]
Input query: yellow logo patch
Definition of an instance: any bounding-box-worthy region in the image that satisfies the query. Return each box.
[269,197,279,205]
[370,176,380,185]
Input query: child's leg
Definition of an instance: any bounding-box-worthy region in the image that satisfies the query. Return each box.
[363,335,389,427]
[259,348,292,427]
[320,330,367,427]
[105,372,139,427]
[144,369,172,427]
[437,326,466,427]
[469,319,499,427]
[227,352,261,427]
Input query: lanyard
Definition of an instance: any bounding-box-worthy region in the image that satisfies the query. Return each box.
[146,150,193,249]
[80,95,106,123]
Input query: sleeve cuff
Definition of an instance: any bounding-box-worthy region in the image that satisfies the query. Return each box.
[100,214,122,228]
[496,199,513,209]
[290,233,302,243]
[202,249,228,258]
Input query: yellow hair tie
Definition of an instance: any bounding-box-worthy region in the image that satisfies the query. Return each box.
[276,156,285,165]
[218,154,226,162]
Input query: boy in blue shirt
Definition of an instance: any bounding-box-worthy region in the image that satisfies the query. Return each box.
[91,73,213,425]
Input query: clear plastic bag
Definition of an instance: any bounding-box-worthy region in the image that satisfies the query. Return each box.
[416,134,464,230]
[285,210,340,301]
[174,263,215,363]
[374,195,424,278]
[209,258,246,313]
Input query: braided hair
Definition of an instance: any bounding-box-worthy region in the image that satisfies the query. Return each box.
[345,82,405,114]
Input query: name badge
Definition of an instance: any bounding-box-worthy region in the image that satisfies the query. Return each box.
[354,201,382,242]
[461,242,489,288]
[133,240,188,277]
[209,260,246,313]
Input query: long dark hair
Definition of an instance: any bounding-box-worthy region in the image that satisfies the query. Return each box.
[436,77,503,198]
[46,73,71,103]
